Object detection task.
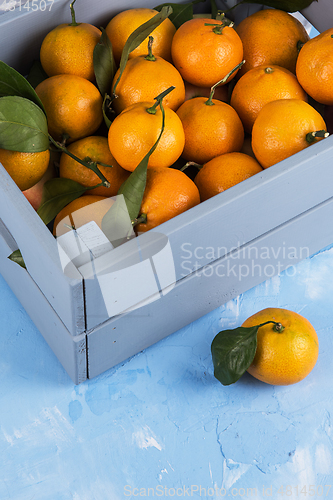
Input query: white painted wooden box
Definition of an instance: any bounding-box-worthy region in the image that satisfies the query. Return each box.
[0,0,332,383]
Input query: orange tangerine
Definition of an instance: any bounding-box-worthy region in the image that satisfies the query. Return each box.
[105,8,176,65]
[59,136,130,197]
[235,9,310,77]
[194,152,263,201]
[108,101,185,172]
[176,96,244,164]
[242,308,319,386]
[136,167,200,232]
[252,99,328,168]
[171,17,243,87]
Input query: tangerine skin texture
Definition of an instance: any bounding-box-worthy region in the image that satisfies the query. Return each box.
[40,23,102,81]
[176,97,244,165]
[230,64,308,134]
[112,55,185,114]
[136,167,200,233]
[194,152,262,202]
[0,148,50,191]
[242,308,319,386]
[59,136,130,197]
[236,9,310,77]
[53,195,114,237]
[35,75,103,143]
[296,28,333,105]
[108,102,185,172]
[105,8,176,64]
[252,99,327,169]
[171,18,243,87]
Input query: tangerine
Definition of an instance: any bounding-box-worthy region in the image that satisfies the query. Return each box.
[171,17,243,87]
[136,167,200,233]
[176,95,244,164]
[108,101,185,172]
[242,307,319,385]
[112,37,185,114]
[59,136,130,197]
[230,65,308,133]
[235,9,310,77]
[194,152,263,201]
[53,194,114,237]
[105,8,176,65]
[35,74,103,143]
[40,6,101,82]
[296,27,333,105]
[22,156,57,211]
[252,99,328,168]
[0,148,50,191]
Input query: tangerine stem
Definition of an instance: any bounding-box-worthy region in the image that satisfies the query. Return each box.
[217,0,242,16]
[69,0,79,27]
[145,36,156,61]
[205,60,245,106]
[256,320,285,333]
[146,86,175,114]
[297,40,305,52]
[205,20,234,32]
[83,156,114,169]
[180,161,202,172]
[48,135,111,188]
[60,133,70,147]
[146,102,158,115]
[306,130,329,144]
[133,213,147,227]
[273,322,284,333]
[216,10,234,25]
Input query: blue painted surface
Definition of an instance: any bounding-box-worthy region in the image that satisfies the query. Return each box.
[1,245,333,499]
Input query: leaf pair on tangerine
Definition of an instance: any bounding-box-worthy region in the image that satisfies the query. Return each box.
[211,308,319,386]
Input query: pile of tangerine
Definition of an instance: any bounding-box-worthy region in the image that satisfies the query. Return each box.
[1,4,332,235]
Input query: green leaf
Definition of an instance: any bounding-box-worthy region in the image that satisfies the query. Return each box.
[0,96,49,152]
[101,194,135,247]
[37,178,88,226]
[0,60,45,112]
[154,0,204,28]
[101,146,150,245]
[113,5,173,95]
[118,151,151,222]
[93,27,117,98]
[102,93,114,129]
[26,60,48,89]
[240,0,317,13]
[211,325,259,385]
[8,249,26,269]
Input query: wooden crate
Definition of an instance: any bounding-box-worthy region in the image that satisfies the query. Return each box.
[0,0,332,383]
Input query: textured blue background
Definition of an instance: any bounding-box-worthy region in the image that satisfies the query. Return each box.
[0,244,333,499]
